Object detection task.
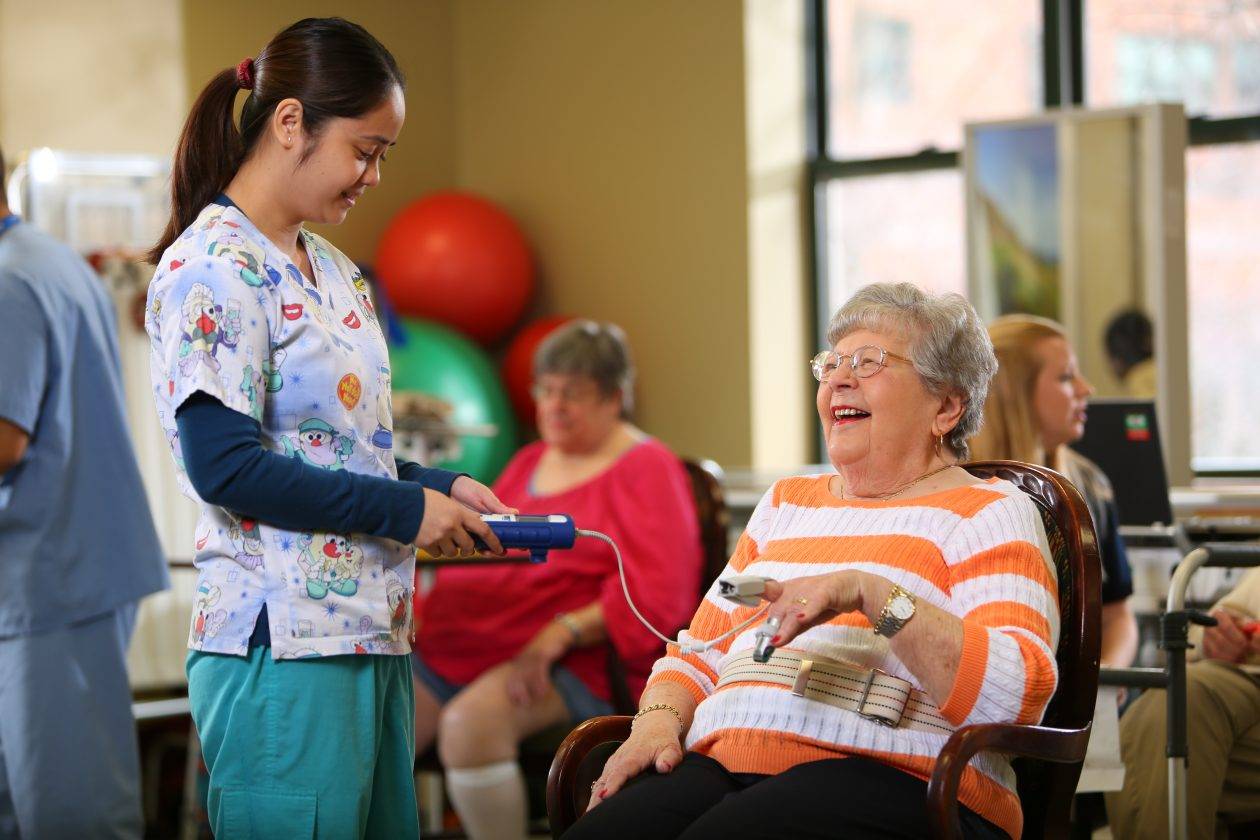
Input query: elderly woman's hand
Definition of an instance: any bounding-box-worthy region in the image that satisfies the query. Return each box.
[587,713,684,810]
[760,570,883,649]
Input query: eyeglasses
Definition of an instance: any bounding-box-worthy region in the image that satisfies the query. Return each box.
[529,382,603,404]
[810,345,911,382]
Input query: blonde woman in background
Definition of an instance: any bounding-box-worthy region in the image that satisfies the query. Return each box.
[970,314,1138,668]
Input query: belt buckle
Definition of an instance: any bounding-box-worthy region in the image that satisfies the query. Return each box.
[856,668,905,727]
[791,658,813,697]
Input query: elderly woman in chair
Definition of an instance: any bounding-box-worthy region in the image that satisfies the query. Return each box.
[567,284,1059,840]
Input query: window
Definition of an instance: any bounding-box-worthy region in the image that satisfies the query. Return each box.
[853,13,911,105]
[1114,35,1217,115]
[824,169,965,308]
[811,0,1260,471]
[827,1,1042,158]
[1086,0,1260,118]
[1185,143,1260,471]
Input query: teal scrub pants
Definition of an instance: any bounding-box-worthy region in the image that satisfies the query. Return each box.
[188,648,418,839]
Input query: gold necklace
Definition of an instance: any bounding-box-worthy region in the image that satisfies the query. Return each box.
[839,462,958,501]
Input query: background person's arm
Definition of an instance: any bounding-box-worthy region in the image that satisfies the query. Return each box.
[1101,599,1139,667]
[0,277,46,477]
[0,418,30,476]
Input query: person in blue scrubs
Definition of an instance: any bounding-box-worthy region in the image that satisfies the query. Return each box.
[0,143,169,838]
[146,18,512,839]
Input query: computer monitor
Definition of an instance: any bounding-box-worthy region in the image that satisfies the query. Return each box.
[1069,398,1174,527]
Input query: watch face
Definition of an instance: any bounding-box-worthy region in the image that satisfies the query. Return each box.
[889,595,915,620]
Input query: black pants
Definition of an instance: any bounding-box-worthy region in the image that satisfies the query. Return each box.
[563,753,1008,840]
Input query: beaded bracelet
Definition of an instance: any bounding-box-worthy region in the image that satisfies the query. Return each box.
[632,703,683,728]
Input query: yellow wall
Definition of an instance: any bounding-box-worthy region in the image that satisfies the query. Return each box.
[452,0,752,465]
[0,0,185,158]
[183,0,754,464]
[181,0,457,264]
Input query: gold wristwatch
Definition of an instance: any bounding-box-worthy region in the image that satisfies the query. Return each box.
[873,584,916,638]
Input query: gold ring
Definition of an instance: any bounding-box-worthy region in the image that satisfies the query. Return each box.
[590,780,601,790]
[793,597,809,607]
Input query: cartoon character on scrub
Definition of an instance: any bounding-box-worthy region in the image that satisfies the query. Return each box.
[297,533,362,599]
[192,582,227,644]
[282,418,353,470]
[178,282,241,375]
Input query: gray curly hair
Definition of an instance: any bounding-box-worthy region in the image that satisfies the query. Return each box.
[826,282,997,460]
[534,319,636,418]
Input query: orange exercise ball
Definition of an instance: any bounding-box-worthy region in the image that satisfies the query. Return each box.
[501,315,574,426]
[374,192,534,345]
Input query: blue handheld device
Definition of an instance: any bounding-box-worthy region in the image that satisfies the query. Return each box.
[476,514,576,563]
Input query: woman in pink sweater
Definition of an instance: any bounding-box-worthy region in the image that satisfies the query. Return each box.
[413,321,702,840]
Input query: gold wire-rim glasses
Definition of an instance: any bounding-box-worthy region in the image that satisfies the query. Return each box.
[810,345,912,382]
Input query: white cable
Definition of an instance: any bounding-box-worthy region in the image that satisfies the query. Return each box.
[576,528,768,654]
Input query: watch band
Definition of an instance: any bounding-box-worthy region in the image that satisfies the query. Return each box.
[873,584,916,638]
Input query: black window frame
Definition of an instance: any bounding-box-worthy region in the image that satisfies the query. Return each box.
[806,0,1260,474]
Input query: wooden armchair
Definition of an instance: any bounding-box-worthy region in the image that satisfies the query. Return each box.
[546,460,1101,840]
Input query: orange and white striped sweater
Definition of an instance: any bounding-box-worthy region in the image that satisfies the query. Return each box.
[645,475,1059,839]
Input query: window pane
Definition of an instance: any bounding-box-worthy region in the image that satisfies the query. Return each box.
[1086,1,1260,118]
[823,169,965,324]
[827,1,1042,158]
[1186,143,1260,470]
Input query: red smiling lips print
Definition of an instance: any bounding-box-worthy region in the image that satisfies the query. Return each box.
[282,303,304,320]
[342,310,361,329]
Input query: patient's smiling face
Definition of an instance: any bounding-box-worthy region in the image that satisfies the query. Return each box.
[815,329,945,482]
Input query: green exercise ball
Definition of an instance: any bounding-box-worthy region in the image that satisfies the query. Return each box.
[389,317,517,483]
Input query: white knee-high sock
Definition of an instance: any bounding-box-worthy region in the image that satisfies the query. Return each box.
[445,760,528,840]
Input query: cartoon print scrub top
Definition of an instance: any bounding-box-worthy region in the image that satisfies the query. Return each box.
[146,200,412,659]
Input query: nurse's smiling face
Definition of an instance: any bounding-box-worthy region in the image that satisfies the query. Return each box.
[291,85,406,225]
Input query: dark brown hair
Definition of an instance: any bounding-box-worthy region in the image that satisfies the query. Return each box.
[148,17,404,263]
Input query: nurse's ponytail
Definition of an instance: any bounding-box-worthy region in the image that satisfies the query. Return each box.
[149,17,404,263]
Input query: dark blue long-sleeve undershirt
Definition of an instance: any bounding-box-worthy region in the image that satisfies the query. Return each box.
[175,391,463,544]
[176,393,466,648]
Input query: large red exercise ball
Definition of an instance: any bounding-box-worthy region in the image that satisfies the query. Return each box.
[389,317,517,483]
[374,192,534,345]
[501,315,574,426]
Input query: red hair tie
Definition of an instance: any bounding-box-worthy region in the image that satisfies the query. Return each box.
[235,58,255,91]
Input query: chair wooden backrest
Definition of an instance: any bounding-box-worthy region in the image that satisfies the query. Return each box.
[927,460,1102,838]
[680,458,730,597]
[548,460,1100,840]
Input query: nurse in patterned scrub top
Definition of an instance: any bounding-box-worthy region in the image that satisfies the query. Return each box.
[146,17,512,840]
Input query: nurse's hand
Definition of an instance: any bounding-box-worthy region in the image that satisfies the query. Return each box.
[416,489,505,557]
[450,475,517,515]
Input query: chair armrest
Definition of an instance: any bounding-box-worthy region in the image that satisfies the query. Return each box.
[547,715,633,838]
[926,723,1091,840]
